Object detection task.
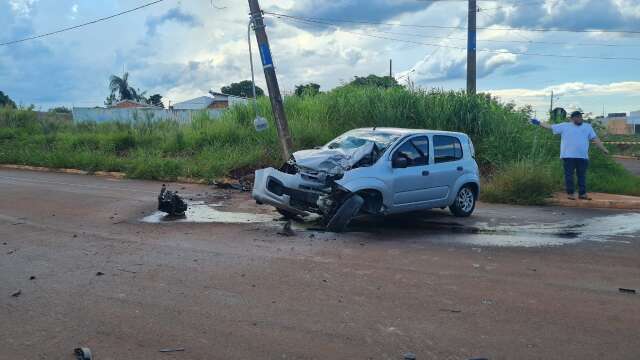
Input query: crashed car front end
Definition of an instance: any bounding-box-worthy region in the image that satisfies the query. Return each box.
[252,133,386,219]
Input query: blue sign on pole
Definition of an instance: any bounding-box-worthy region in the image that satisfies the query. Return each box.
[259,43,273,68]
[468,30,476,51]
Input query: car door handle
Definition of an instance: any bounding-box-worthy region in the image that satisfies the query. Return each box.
[457,166,463,171]
[422,170,430,176]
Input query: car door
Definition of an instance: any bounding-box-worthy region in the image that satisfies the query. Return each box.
[426,135,465,202]
[390,135,434,208]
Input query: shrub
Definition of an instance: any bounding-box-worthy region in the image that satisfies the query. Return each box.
[482,161,558,205]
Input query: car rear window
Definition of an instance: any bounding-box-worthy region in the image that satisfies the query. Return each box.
[434,135,463,163]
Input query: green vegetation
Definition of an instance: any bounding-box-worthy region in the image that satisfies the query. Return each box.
[221,80,264,98]
[1,86,638,204]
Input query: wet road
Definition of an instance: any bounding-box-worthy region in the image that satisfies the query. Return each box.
[1,169,639,360]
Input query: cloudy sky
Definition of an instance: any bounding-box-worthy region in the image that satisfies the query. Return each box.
[1,0,640,117]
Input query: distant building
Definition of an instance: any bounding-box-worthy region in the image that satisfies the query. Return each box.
[172,92,249,110]
[605,112,632,135]
[629,111,640,134]
[109,100,160,109]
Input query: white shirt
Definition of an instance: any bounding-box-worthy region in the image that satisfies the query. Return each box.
[551,122,597,159]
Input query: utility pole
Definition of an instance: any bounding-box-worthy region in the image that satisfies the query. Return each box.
[248,0,293,161]
[550,90,554,113]
[466,0,477,94]
[389,59,393,78]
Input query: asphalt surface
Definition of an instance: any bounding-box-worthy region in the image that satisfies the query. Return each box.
[1,169,639,360]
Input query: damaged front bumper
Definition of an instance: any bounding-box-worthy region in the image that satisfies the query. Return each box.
[252,167,337,216]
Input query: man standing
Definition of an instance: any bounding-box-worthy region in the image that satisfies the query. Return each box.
[531,111,609,200]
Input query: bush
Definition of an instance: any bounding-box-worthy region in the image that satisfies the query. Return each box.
[482,161,558,205]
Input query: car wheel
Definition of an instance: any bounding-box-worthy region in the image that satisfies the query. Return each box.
[326,194,364,233]
[449,185,476,217]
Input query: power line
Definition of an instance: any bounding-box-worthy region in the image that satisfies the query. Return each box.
[281,15,639,48]
[269,15,640,61]
[479,0,546,11]
[264,11,640,35]
[0,0,165,46]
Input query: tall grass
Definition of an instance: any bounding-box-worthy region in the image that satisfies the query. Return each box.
[1,87,638,203]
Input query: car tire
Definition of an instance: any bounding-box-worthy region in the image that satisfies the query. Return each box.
[449,185,476,217]
[326,194,364,233]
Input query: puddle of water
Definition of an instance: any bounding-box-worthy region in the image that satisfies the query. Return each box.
[141,202,276,224]
[457,213,640,247]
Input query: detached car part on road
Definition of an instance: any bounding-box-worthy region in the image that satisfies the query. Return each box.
[252,128,480,232]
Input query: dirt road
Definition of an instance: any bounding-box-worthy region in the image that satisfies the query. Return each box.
[1,169,639,360]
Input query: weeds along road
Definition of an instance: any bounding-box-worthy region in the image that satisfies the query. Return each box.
[1,169,639,360]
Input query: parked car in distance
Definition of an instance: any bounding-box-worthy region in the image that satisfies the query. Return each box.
[252,128,480,232]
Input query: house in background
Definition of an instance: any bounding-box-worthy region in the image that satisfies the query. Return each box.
[629,111,640,135]
[172,92,249,110]
[605,112,632,135]
[109,100,161,109]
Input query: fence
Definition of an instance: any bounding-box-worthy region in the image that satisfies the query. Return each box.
[72,107,224,124]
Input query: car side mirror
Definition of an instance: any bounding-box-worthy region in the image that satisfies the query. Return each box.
[392,156,409,169]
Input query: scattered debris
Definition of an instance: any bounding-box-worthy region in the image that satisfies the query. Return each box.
[158,184,188,216]
[95,272,105,276]
[10,289,21,297]
[439,308,462,313]
[74,347,92,360]
[472,263,481,269]
[619,288,637,295]
[277,220,295,237]
[73,234,78,238]
[527,268,537,272]
[159,347,185,353]
[403,352,417,360]
[214,177,247,191]
[481,299,494,305]
[29,276,36,280]
[6,249,15,255]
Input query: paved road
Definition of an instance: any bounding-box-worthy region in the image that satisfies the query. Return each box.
[615,157,640,176]
[1,169,639,360]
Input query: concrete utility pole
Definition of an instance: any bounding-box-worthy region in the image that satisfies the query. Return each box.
[389,59,393,78]
[550,90,554,113]
[248,0,293,161]
[467,0,477,94]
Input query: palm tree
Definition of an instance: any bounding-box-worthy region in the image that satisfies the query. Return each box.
[109,72,136,102]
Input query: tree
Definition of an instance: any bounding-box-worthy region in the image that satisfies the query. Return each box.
[49,106,71,114]
[295,83,321,97]
[148,94,164,108]
[0,91,16,108]
[221,80,264,98]
[106,72,148,105]
[348,75,399,89]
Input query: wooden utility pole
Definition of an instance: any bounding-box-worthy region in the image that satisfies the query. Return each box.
[248,0,293,161]
[467,0,477,94]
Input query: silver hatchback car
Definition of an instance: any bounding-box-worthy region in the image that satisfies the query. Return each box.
[253,128,480,232]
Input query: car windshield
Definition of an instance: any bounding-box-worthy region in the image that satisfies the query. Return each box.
[325,130,401,152]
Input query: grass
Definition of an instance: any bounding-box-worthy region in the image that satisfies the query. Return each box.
[1,86,639,204]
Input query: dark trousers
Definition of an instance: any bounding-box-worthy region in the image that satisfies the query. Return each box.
[563,158,589,195]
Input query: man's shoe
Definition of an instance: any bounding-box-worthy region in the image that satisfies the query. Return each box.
[579,194,592,200]
[567,194,576,200]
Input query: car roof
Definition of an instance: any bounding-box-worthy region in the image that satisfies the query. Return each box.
[350,127,467,137]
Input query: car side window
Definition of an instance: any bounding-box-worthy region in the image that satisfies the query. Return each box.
[393,136,429,167]
[434,135,463,163]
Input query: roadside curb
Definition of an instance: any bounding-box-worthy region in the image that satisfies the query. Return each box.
[550,192,640,210]
[0,164,209,185]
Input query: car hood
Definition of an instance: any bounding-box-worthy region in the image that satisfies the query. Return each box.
[292,142,375,175]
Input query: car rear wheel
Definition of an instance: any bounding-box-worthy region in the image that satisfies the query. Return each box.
[326,194,364,233]
[449,185,476,217]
